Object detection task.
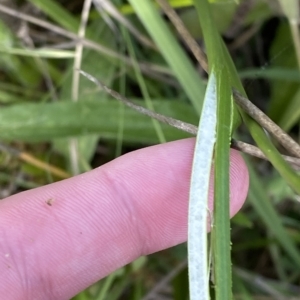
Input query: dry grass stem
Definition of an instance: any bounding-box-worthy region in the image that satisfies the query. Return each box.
[93,0,157,49]
[141,260,187,300]
[155,0,208,72]
[3,3,299,171]
[69,0,93,175]
[233,89,300,159]
[0,143,70,179]
[0,4,172,77]
[231,140,300,171]
[154,0,300,164]
[79,70,300,170]
[79,70,198,135]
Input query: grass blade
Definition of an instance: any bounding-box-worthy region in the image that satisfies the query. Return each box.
[123,28,166,143]
[0,99,197,143]
[28,0,79,32]
[193,0,235,298]
[120,0,194,15]
[0,47,75,58]
[188,72,217,300]
[127,0,206,113]
[246,158,300,268]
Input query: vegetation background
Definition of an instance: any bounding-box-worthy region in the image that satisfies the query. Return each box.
[0,0,300,299]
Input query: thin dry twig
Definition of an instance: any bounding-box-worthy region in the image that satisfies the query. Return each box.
[72,0,92,102]
[225,0,256,39]
[79,70,300,170]
[79,70,198,135]
[93,0,157,49]
[0,4,171,76]
[231,140,300,171]
[154,0,300,162]
[77,70,191,134]
[228,23,261,51]
[4,3,300,171]
[18,25,58,101]
[155,0,208,72]
[141,259,187,300]
[69,0,93,175]
[0,143,70,179]
[233,89,300,159]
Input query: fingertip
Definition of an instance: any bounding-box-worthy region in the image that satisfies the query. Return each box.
[228,149,249,216]
[0,138,249,299]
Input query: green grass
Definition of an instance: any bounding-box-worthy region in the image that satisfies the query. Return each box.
[1,0,300,299]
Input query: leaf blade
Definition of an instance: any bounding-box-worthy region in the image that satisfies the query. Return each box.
[188,71,217,300]
[127,0,206,113]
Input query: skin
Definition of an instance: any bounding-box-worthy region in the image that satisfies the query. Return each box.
[0,138,249,299]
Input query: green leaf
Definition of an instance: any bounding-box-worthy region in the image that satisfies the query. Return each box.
[239,68,300,82]
[193,0,235,298]
[28,0,79,32]
[127,0,206,113]
[278,88,300,131]
[268,22,298,121]
[54,19,117,170]
[193,1,300,197]
[0,47,75,58]
[0,19,40,87]
[213,69,232,299]
[120,0,194,15]
[246,158,300,268]
[0,99,197,143]
[241,112,300,195]
[123,28,166,143]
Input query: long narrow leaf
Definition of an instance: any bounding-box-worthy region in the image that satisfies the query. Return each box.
[240,112,300,195]
[0,47,75,58]
[193,1,234,299]
[28,0,79,32]
[194,0,300,203]
[246,158,300,267]
[120,0,194,15]
[213,69,233,299]
[0,99,197,143]
[188,72,217,300]
[127,0,205,113]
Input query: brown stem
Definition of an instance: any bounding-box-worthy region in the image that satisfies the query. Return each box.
[0,143,70,179]
[80,70,300,170]
[233,89,300,159]
[155,0,208,72]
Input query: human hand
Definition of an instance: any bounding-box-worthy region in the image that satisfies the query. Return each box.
[0,138,249,299]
